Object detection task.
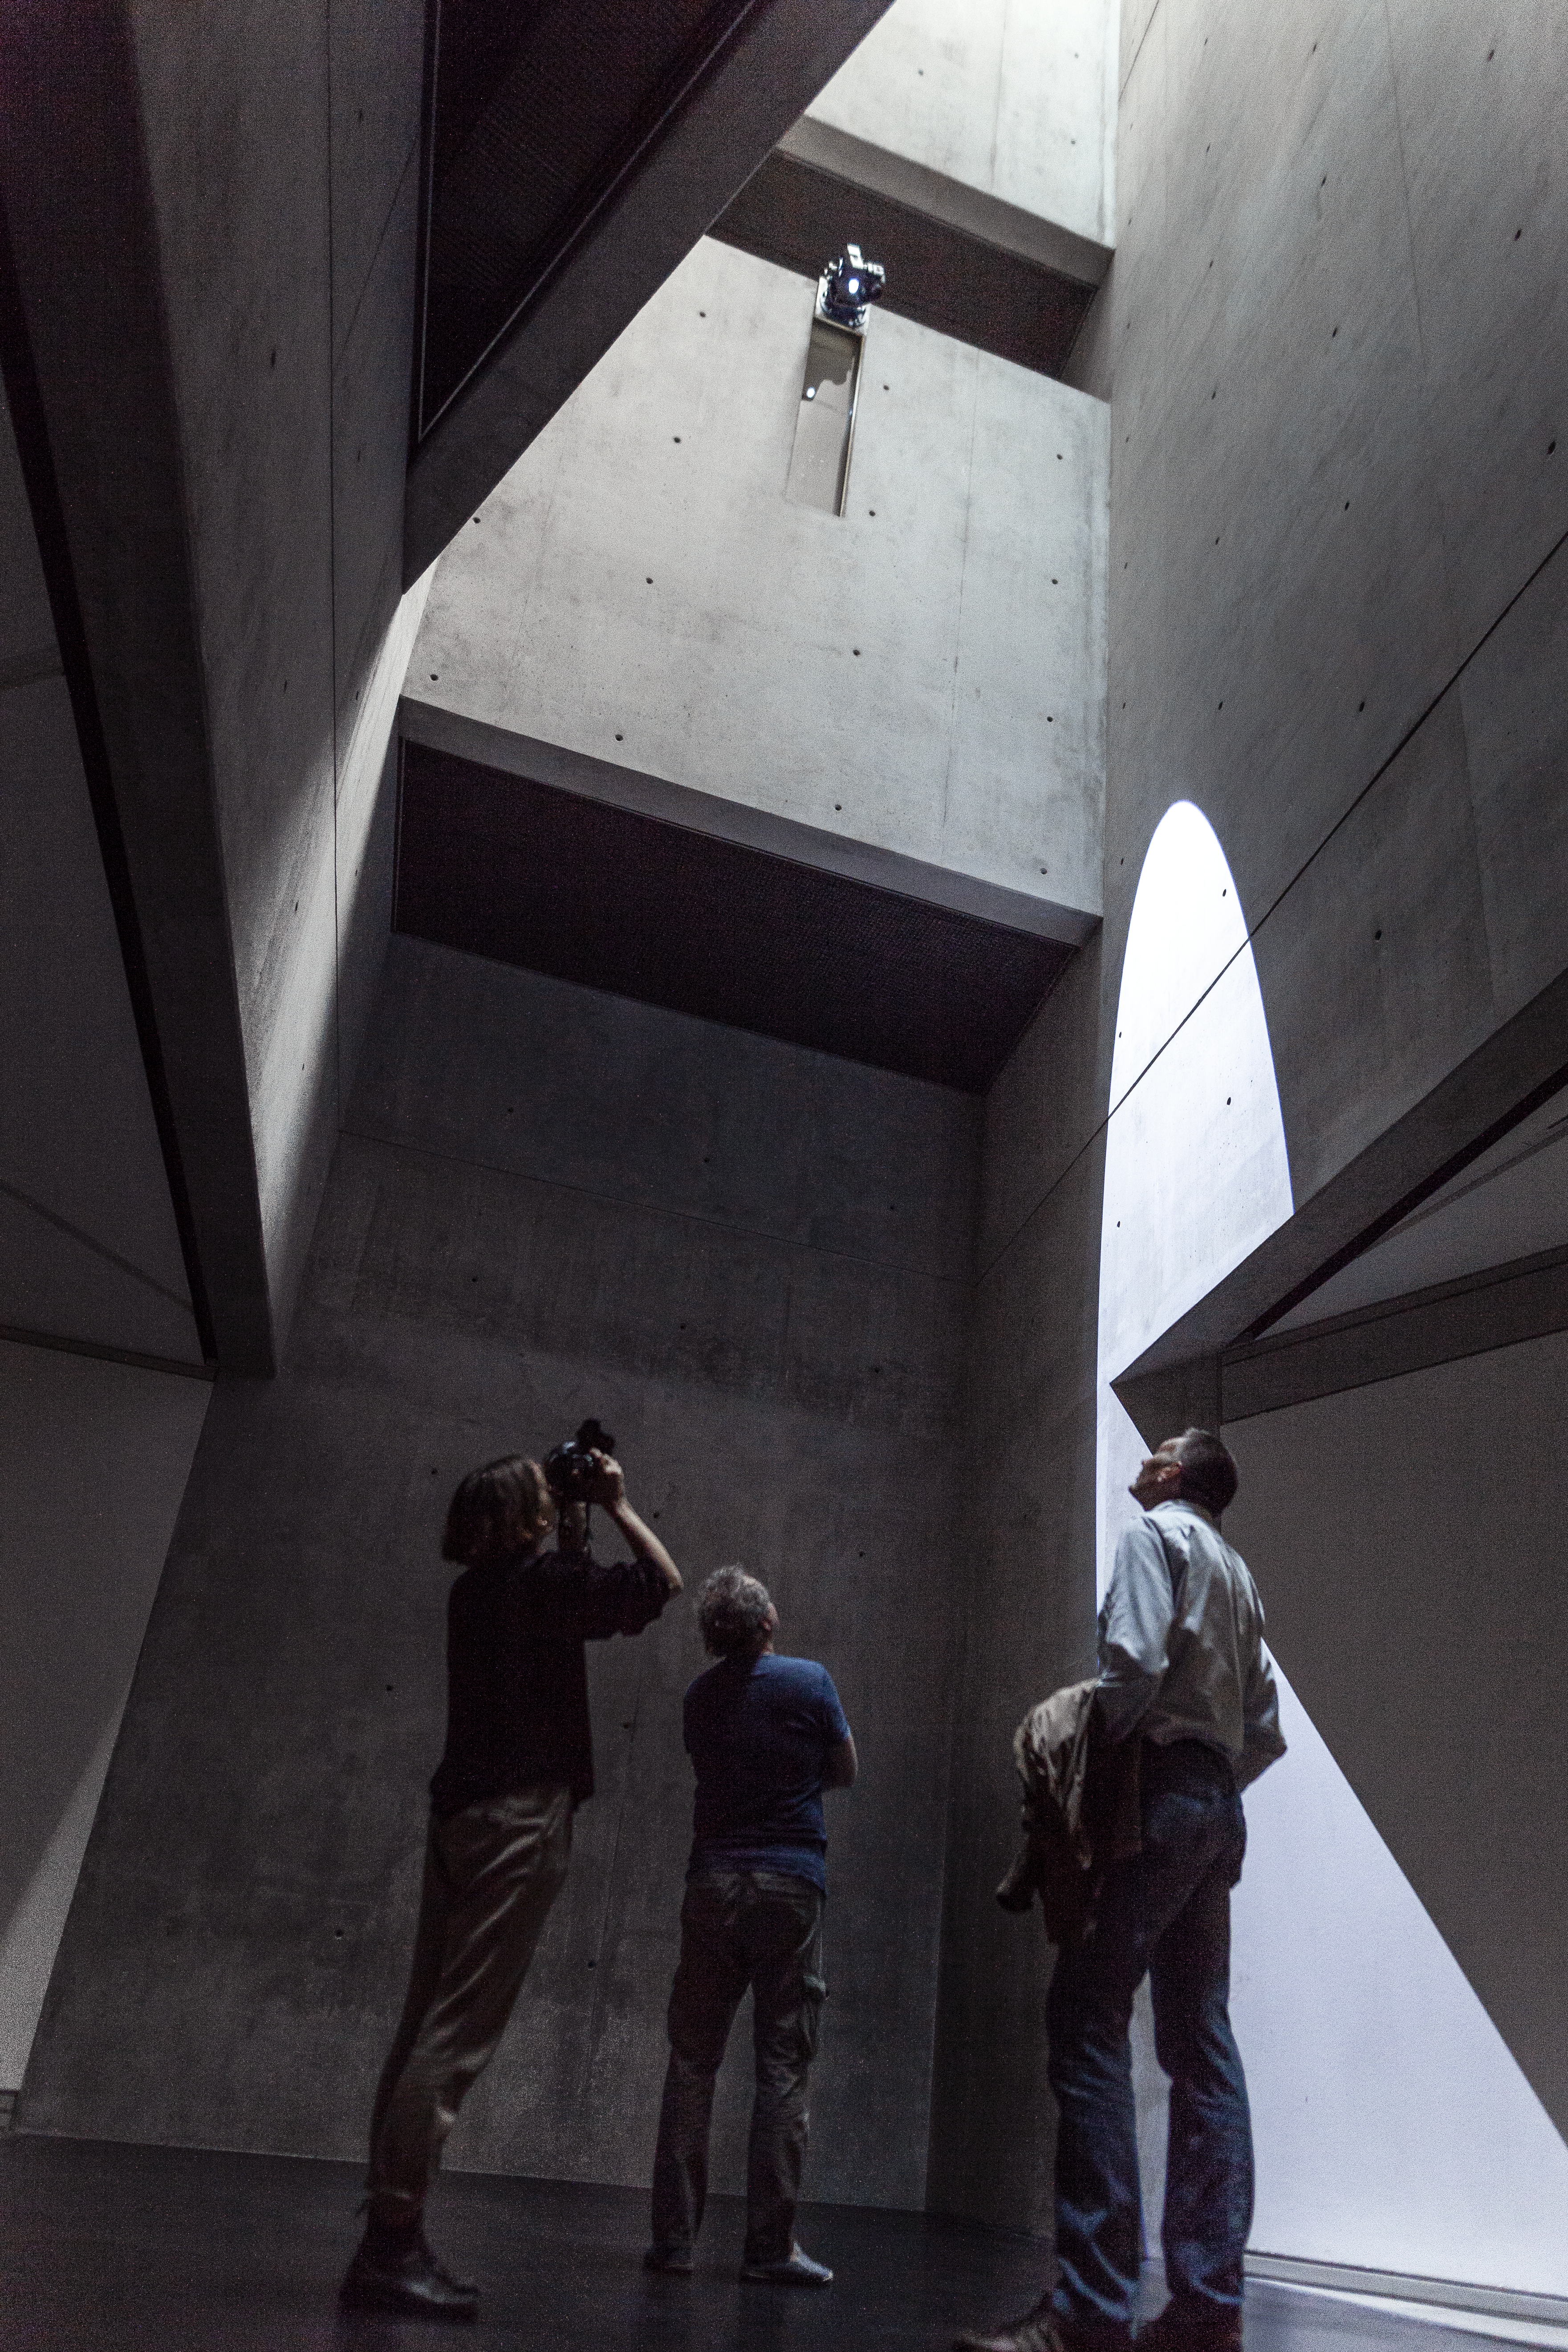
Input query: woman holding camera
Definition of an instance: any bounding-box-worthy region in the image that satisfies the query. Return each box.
[345,1442,680,2320]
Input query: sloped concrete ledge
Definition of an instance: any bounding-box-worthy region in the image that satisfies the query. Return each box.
[397,697,1098,948]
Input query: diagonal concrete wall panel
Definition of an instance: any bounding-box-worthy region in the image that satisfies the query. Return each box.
[1233,1663,1568,2292]
[1226,1332,1568,2154]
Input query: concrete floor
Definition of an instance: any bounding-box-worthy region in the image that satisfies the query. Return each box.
[0,2133,1518,2352]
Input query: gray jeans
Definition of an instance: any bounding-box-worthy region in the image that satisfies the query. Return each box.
[366,1783,573,2220]
[650,1868,826,2265]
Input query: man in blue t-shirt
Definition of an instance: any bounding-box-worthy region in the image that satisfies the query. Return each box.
[646,1567,856,2287]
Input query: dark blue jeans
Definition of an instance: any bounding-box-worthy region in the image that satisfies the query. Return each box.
[1046,1740,1252,2339]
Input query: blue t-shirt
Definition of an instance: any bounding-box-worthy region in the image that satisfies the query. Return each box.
[684,1653,851,1893]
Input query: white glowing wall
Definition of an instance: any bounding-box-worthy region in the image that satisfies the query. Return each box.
[1097,802,1568,2293]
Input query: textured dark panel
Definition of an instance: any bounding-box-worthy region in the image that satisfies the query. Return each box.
[711,149,1099,379]
[394,742,1068,1093]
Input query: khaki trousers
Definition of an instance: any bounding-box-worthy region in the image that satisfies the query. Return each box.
[367,1783,573,2218]
[650,1869,826,2265]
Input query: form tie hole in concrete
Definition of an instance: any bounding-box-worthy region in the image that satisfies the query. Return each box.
[853,648,861,655]
[269,347,277,368]
[430,672,439,680]
[869,510,876,516]
[1052,576,1058,583]
[646,576,653,583]
[1550,442,1557,455]
[699,309,706,317]
[1332,325,1339,337]
[673,435,681,443]
[1375,928,1383,940]
[835,803,842,810]
[615,732,623,741]
[1515,228,1523,240]
[472,516,480,524]
[1359,700,1366,711]
[1047,714,1054,722]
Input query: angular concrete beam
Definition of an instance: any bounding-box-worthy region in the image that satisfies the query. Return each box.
[399,699,1098,948]
[0,4,274,1372]
[402,0,897,586]
[711,119,1111,379]
[1113,956,1568,1425]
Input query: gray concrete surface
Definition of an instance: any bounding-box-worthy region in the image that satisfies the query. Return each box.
[0,383,200,1367]
[401,0,899,583]
[406,238,1107,940]
[1100,0,1568,1241]
[808,0,1118,249]
[0,1340,211,2087]
[21,939,978,2214]
[1226,1328,1568,2142]
[1,0,427,1371]
[927,941,1106,2231]
[925,0,1568,2244]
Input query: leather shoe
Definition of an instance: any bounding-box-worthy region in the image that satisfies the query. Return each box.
[1138,2303,1242,2352]
[342,2222,479,2320]
[644,2243,695,2274]
[739,2243,833,2286]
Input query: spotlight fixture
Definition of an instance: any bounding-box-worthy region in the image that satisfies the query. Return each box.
[816,245,886,333]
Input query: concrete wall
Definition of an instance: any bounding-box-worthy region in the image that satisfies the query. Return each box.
[1227,1335,1568,2280]
[927,940,1106,2230]
[810,0,1118,248]
[1227,1333,1568,2147]
[1105,0,1568,1239]
[924,0,1568,2246]
[126,0,431,1348]
[404,237,1107,942]
[0,1341,211,2088]
[0,384,200,1368]
[21,938,978,2214]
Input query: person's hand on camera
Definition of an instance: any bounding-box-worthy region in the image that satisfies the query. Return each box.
[586,1450,627,1509]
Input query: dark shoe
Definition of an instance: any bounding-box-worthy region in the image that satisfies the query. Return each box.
[644,2243,695,2274]
[739,2242,833,2287]
[955,2301,1124,2352]
[342,2223,479,2321]
[1138,2303,1242,2352]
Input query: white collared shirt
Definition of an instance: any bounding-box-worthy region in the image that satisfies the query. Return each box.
[1097,1499,1286,1787]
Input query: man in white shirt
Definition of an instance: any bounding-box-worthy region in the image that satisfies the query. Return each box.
[958,1429,1284,2352]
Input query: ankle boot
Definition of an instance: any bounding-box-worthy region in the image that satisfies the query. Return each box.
[342,2212,479,2320]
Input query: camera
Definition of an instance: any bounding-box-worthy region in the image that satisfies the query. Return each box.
[544,1418,615,1504]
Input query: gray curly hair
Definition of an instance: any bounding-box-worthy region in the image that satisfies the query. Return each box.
[696,1565,774,1660]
